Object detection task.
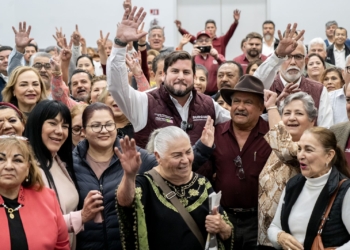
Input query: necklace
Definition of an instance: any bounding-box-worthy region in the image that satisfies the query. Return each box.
[2,203,22,219]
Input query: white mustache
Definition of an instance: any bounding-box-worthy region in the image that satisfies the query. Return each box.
[286,66,300,72]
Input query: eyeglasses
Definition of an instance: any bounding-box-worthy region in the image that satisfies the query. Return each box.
[72,126,82,135]
[234,155,245,180]
[286,54,305,61]
[86,123,116,133]
[32,63,51,70]
[197,39,210,43]
[345,66,350,74]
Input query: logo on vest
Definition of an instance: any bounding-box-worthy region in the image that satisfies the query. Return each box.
[154,113,174,123]
[193,115,208,122]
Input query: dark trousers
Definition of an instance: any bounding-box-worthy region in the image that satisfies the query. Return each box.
[226,211,258,250]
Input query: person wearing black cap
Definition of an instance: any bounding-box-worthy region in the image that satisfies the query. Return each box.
[209,75,272,250]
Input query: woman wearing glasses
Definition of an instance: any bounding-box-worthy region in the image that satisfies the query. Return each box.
[258,90,318,248]
[0,102,25,136]
[72,102,157,249]
[0,136,70,249]
[25,100,103,250]
[1,66,47,116]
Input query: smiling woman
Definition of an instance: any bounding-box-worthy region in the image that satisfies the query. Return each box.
[0,102,25,136]
[1,66,47,116]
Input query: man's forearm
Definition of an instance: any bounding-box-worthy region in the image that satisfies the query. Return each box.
[8,49,24,76]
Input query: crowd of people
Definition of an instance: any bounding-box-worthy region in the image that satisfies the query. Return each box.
[1,1,350,249]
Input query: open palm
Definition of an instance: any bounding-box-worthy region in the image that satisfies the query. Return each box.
[116,7,148,43]
[12,22,33,51]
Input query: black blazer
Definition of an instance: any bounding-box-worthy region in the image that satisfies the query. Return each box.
[326,44,350,65]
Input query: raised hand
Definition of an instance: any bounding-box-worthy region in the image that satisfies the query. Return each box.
[200,116,215,148]
[114,136,142,177]
[123,0,132,10]
[275,23,305,57]
[116,6,148,44]
[174,20,182,29]
[72,24,82,46]
[180,34,192,46]
[263,89,278,109]
[276,82,300,103]
[53,27,66,48]
[137,22,146,45]
[12,22,34,53]
[50,48,62,72]
[125,52,142,76]
[97,30,110,50]
[233,9,241,22]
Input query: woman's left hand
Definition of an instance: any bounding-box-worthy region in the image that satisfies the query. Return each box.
[264,89,278,109]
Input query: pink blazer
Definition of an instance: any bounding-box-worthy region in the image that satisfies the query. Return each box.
[0,186,69,250]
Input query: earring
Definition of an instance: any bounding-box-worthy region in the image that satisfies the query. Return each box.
[25,176,29,183]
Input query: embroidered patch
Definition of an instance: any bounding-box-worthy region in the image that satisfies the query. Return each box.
[193,115,208,122]
[154,113,174,123]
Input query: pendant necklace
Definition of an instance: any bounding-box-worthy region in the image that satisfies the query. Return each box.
[2,203,22,219]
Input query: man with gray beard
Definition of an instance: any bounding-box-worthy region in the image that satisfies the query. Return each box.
[254,23,333,128]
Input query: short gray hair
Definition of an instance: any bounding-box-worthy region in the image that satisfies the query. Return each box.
[308,38,327,52]
[146,126,190,157]
[29,52,52,66]
[325,21,338,28]
[148,25,165,37]
[45,46,61,54]
[279,92,318,121]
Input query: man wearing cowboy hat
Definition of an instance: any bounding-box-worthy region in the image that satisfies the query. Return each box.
[208,75,272,250]
[254,23,333,128]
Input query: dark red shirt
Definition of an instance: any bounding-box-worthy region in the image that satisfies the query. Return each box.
[211,118,271,209]
[233,54,268,74]
[179,22,239,57]
[194,54,225,95]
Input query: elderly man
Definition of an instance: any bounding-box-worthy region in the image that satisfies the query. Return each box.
[262,20,280,56]
[217,61,243,90]
[192,30,225,95]
[174,10,240,57]
[0,46,12,101]
[328,55,350,125]
[208,75,272,250]
[233,32,268,73]
[326,27,350,68]
[145,26,173,55]
[108,7,230,149]
[254,23,333,128]
[309,37,335,68]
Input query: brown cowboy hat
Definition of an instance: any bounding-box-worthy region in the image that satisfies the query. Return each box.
[220,75,264,105]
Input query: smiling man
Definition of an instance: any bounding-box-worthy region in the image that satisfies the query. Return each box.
[70,69,92,102]
[147,26,173,55]
[254,24,333,128]
[107,7,231,148]
[326,27,350,69]
[0,46,13,101]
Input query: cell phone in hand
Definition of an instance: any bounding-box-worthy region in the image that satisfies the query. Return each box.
[197,46,211,53]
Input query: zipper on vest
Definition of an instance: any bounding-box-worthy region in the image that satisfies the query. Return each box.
[99,181,108,250]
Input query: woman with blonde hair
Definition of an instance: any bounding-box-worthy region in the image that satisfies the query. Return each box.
[1,66,47,116]
[0,136,69,249]
[71,103,88,148]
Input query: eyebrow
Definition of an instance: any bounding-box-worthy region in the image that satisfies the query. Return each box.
[171,148,192,155]
[0,152,5,157]
[14,154,24,158]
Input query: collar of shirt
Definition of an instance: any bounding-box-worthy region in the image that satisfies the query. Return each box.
[0,73,8,83]
[329,87,345,98]
[262,37,275,45]
[169,91,193,119]
[220,117,267,137]
[334,45,345,52]
[279,74,302,87]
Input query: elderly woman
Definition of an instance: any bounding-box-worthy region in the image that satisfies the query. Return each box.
[268,127,350,249]
[0,102,25,136]
[0,137,69,249]
[258,91,317,248]
[1,66,47,116]
[25,100,102,249]
[72,102,157,249]
[116,126,234,250]
[320,67,345,92]
[306,53,326,82]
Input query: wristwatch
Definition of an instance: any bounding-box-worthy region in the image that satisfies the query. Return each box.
[114,38,128,47]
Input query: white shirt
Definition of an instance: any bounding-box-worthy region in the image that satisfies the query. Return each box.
[93,60,103,76]
[0,73,8,83]
[268,169,350,249]
[334,45,346,69]
[107,47,231,133]
[328,88,348,125]
[262,38,275,57]
[253,53,333,128]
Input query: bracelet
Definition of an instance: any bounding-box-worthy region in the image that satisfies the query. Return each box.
[114,38,128,47]
[266,106,278,111]
[138,43,147,47]
[277,231,285,245]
